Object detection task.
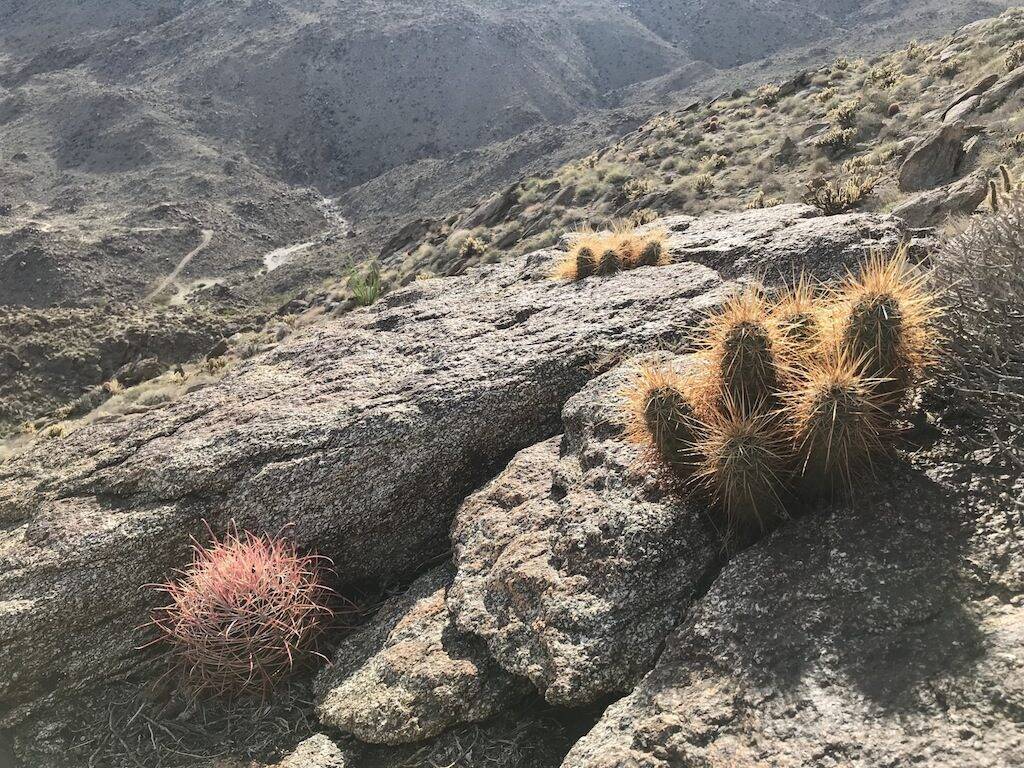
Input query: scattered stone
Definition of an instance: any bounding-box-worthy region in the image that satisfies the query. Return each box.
[315,565,525,745]
[977,65,1024,114]
[272,734,350,768]
[941,73,1000,121]
[943,94,981,123]
[114,358,164,388]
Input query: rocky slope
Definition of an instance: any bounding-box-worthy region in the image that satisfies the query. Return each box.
[0,2,1016,437]
[12,202,1015,768]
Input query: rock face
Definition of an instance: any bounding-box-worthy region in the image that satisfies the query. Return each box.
[563,440,1024,768]
[892,169,988,227]
[315,565,525,744]
[0,204,903,729]
[898,123,969,192]
[448,357,720,707]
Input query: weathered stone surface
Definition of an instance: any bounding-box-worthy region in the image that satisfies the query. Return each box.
[0,204,904,723]
[315,565,525,744]
[892,169,988,226]
[943,94,980,124]
[941,73,999,121]
[898,123,967,192]
[977,64,1024,114]
[563,441,1024,768]
[448,357,721,707]
[272,734,350,768]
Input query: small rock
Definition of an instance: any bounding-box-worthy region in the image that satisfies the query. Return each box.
[272,734,349,768]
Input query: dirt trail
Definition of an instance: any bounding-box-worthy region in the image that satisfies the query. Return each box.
[147,229,214,302]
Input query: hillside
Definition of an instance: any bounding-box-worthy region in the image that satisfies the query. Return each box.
[2,6,1024,768]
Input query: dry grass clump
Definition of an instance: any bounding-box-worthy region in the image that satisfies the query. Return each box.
[553,226,668,280]
[145,525,333,697]
[623,248,941,535]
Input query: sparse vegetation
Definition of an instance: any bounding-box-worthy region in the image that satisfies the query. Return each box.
[802,174,878,215]
[348,261,383,306]
[144,525,333,696]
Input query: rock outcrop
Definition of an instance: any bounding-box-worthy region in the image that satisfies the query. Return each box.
[315,565,525,744]
[898,123,971,192]
[448,357,720,707]
[562,439,1024,768]
[892,169,989,226]
[0,205,904,743]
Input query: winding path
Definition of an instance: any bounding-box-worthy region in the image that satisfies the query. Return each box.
[146,228,214,302]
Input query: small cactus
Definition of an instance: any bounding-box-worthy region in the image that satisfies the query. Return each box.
[624,365,699,473]
[782,350,892,493]
[701,285,786,415]
[144,524,333,696]
[552,227,668,280]
[693,398,790,533]
[575,246,596,279]
[597,248,620,275]
[832,245,939,406]
[638,240,664,267]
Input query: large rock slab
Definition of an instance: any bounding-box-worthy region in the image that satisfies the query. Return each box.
[0,204,903,722]
[898,124,968,192]
[315,565,525,744]
[563,440,1024,768]
[448,357,721,707]
[892,169,988,227]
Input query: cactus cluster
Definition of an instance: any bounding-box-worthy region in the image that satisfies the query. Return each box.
[986,164,1023,212]
[554,226,668,280]
[625,245,939,535]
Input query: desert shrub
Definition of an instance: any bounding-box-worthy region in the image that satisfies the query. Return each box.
[815,86,838,104]
[620,177,655,202]
[744,189,783,210]
[755,83,782,106]
[552,225,667,281]
[810,126,857,152]
[1009,133,1024,154]
[936,191,1024,408]
[145,525,332,696]
[934,56,964,78]
[348,261,382,306]
[827,99,861,128]
[802,174,878,215]
[693,173,715,195]
[459,236,487,261]
[867,61,902,89]
[701,153,728,172]
[1005,40,1024,71]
